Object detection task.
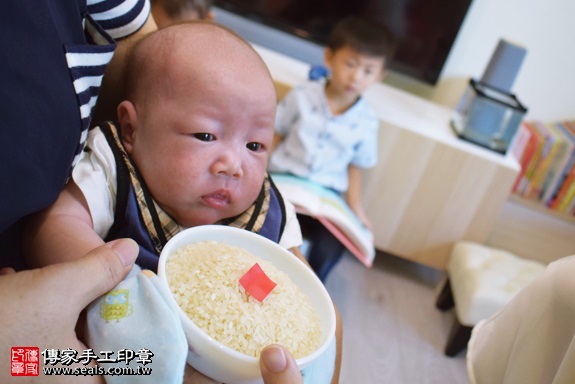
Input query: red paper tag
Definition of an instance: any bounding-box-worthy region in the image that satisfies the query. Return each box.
[239,263,277,302]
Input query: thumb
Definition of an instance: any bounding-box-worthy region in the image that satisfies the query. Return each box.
[58,239,139,308]
[260,345,303,384]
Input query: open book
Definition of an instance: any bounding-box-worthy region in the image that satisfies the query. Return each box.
[271,173,375,267]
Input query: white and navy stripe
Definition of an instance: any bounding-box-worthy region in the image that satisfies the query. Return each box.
[66,0,150,171]
[87,0,150,41]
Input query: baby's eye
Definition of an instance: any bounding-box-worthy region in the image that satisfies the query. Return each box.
[246,142,263,152]
[194,133,215,141]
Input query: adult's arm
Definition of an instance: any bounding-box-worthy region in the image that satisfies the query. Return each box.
[289,246,343,384]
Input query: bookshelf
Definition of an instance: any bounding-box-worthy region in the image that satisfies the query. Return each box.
[486,196,575,265]
[486,121,575,264]
[509,194,575,225]
[509,121,575,218]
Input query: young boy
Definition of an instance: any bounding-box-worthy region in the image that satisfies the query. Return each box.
[151,0,213,28]
[268,16,396,282]
[25,22,340,383]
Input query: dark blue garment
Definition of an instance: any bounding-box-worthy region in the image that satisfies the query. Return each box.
[0,1,110,270]
[298,214,345,283]
[0,0,148,269]
[1,1,89,234]
[101,123,287,272]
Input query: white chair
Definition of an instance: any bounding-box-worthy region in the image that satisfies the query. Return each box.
[436,241,545,356]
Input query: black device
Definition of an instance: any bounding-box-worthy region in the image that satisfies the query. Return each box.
[214,0,473,85]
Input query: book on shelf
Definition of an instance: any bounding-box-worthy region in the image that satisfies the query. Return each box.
[531,121,575,202]
[513,122,546,196]
[555,169,575,212]
[549,121,575,212]
[510,120,575,217]
[270,172,375,267]
[564,122,575,214]
[523,121,560,200]
[541,122,575,205]
[511,122,536,192]
[509,121,531,160]
[566,185,575,214]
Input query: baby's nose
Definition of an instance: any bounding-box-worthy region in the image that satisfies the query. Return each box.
[212,149,243,179]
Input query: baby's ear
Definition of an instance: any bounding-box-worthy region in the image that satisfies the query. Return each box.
[117,100,137,154]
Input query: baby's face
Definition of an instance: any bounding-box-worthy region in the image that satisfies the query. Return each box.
[126,63,277,228]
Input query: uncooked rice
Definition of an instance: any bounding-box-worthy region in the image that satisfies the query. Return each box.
[166,240,322,358]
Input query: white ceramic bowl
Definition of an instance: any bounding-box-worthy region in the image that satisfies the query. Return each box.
[157,225,336,384]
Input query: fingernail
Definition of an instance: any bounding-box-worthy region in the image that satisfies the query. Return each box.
[111,239,139,266]
[262,345,287,373]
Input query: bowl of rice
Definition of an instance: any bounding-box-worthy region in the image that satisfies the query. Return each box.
[157,225,336,384]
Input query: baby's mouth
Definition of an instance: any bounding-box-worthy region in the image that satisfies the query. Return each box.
[202,190,231,209]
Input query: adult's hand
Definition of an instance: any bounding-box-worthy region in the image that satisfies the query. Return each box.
[0,239,139,383]
[183,344,303,384]
[260,345,303,384]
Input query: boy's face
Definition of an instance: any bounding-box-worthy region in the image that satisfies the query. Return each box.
[324,45,386,101]
[119,56,277,228]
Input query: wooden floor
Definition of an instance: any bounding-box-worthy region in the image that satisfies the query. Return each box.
[324,251,469,384]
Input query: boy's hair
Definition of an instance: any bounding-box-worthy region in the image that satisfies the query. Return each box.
[327,16,397,60]
[150,0,213,19]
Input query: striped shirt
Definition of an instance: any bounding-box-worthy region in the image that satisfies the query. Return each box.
[67,0,150,170]
[0,0,150,266]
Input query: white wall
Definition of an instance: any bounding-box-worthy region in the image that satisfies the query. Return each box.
[418,0,575,122]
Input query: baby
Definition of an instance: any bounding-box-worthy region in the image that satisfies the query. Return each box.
[26,22,302,270]
[26,22,338,383]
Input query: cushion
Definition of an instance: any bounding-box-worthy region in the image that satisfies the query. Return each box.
[448,241,545,326]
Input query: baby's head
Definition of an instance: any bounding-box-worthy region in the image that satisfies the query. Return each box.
[118,22,277,228]
[151,0,214,28]
[324,16,397,100]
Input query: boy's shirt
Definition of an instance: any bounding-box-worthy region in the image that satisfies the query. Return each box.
[72,126,303,250]
[268,80,379,193]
